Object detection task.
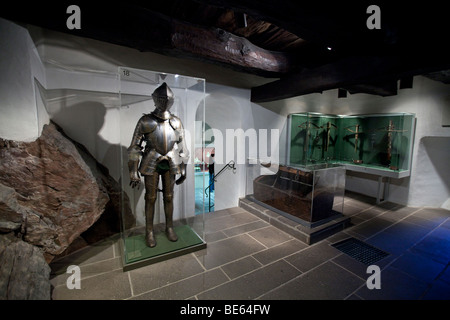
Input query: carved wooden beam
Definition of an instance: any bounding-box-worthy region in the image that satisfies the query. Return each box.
[194,0,394,54]
[169,22,297,75]
[1,3,299,77]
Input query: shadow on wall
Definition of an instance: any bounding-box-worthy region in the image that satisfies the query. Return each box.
[49,99,141,206]
[413,136,450,207]
[422,137,450,189]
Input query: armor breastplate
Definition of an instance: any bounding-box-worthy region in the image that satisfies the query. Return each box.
[144,119,177,156]
[128,112,186,176]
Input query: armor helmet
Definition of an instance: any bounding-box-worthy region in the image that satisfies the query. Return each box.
[152,82,174,119]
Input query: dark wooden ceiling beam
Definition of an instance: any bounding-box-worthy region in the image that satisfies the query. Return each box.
[1,3,299,77]
[193,0,395,54]
[169,21,298,75]
[251,56,450,102]
[344,80,398,97]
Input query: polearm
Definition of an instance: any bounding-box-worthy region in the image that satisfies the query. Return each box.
[298,121,320,153]
[345,124,362,154]
[323,121,338,151]
[375,120,407,163]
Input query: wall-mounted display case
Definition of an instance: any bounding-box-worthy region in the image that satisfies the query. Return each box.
[288,113,340,166]
[288,112,416,178]
[119,67,206,271]
[337,113,416,177]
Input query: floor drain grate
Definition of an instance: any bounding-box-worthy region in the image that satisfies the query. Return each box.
[332,237,389,265]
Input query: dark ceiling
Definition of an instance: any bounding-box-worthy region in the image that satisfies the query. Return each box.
[2,1,450,102]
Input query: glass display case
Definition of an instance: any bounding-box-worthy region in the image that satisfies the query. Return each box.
[288,112,416,177]
[119,67,206,271]
[288,113,340,166]
[246,162,346,227]
[337,113,416,175]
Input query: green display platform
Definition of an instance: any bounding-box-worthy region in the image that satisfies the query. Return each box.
[122,225,206,271]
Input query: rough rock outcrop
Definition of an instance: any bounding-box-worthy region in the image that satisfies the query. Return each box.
[0,234,51,300]
[0,121,134,262]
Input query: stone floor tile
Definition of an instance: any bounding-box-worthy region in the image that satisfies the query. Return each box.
[342,204,366,216]
[403,215,444,229]
[350,216,366,225]
[284,241,342,272]
[220,256,263,280]
[253,238,308,265]
[421,280,450,300]
[223,220,269,238]
[441,218,450,230]
[376,201,402,211]
[131,268,229,300]
[325,231,358,244]
[356,207,386,220]
[391,251,447,284]
[365,232,413,256]
[52,269,131,300]
[411,227,450,265]
[345,294,363,300]
[349,217,393,238]
[205,230,228,243]
[379,206,420,222]
[438,265,450,285]
[331,253,371,280]
[355,267,429,300]
[259,261,364,300]
[345,192,377,205]
[247,225,293,248]
[382,221,430,244]
[344,198,375,211]
[50,241,116,275]
[205,211,260,233]
[129,253,205,295]
[197,260,301,300]
[412,208,450,224]
[51,256,123,288]
[194,234,266,270]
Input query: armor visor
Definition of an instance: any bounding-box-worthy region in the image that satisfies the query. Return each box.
[152,82,174,119]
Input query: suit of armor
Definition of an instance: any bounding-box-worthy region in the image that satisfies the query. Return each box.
[128,83,189,247]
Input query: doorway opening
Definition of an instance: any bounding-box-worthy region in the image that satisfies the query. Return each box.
[194,122,215,213]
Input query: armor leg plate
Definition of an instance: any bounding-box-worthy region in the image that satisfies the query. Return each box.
[144,174,159,247]
[161,170,178,242]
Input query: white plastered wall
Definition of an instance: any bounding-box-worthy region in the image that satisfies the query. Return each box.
[202,83,287,210]
[0,18,49,141]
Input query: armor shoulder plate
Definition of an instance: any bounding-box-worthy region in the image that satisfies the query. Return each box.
[169,116,182,131]
[139,114,158,133]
